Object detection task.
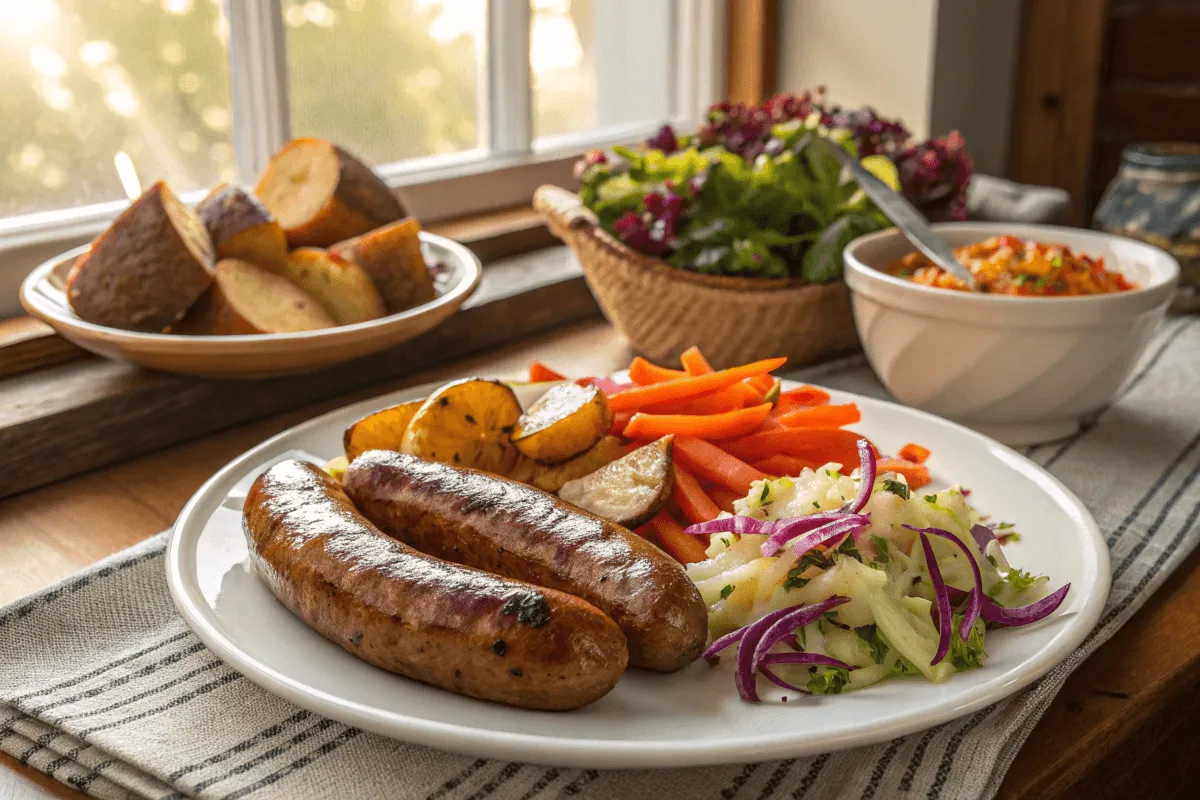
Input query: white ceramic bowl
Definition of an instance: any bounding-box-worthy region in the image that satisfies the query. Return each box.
[843,222,1179,445]
[19,231,480,378]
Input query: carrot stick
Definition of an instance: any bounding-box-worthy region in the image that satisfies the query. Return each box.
[776,403,862,429]
[671,466,722,524]
[611,411,633,437]
[734,381,766,404]
[607,357,787,412]
[674,436,770,495]
[648,511,709,564]
[752,454,825,478]
[898,442,931,464]
[528,361,566,382]
[773,385,832,412]
[680,346,714,375]
[876,457,931,489]
[720,428,868,470]
[628,357,687,385]
[747,374,775,394]
[707,485,743,514]
[642,387,745,416]
[624,404,773,440]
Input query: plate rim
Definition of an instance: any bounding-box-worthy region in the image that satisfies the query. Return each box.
[166,379,1110,768]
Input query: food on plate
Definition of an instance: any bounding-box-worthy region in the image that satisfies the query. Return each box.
[244,460,627,710]
[509,435,624,493]
[255,137,405,247]
[528,361,567,382]
[323,455,349,480]
[343,399,425,462]
[512,383,613,465]
[344,451,708,672]
[196,184,290,275]
[173,259,336,335]
[887,236,1135,295]
[575,89,972,282]
[331,218,435,313]
[66,181,214,332]
[558,436,674,528]
[400,378,523,476]
[683,439,1070,701]
[284,248,387,325]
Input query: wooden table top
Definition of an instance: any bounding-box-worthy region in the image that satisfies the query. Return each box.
[2,320,1198,799]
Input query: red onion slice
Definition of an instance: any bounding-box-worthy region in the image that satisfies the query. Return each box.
[904,525,983,640]
[917,532,953,665]
[981,583,1071,626]
[760,652,855,670]
[750,596,852,675]
[759,511,853,556]
[970,524,995,551]
[685,516,776,537]
[842,439,877,514]
[783,514,871,561]
[758,666,810,694]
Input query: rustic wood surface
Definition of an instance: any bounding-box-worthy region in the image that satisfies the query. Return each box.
[1,319,1198,799]
[0,318,84,379]
[0,248,598,500]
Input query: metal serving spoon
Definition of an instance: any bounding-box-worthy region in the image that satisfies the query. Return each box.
[822,139,977,289]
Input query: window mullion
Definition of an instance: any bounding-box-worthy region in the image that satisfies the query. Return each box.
[675,0,724,127]
[486,0,532,157]
[226,0,292,183]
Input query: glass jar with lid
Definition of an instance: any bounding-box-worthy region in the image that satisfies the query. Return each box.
[1093,142,1200,312]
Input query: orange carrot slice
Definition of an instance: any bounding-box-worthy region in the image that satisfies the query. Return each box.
[624,404,772,440]
[707,485,743,514]
[774,385,831,411]
[628,357,687,385]
[876,457,931,489]
[747,374,775,393]
[680,346,714,375]
[648,511,709,564]
[642,387,745,416]
[671,466,722,524]
[776,403,862,429]
[674,436,769,496]
[752,454,825,478]
[720,428,868,470]
[898,442,931,464]
[607,357,787,412]
[528,361,566,382]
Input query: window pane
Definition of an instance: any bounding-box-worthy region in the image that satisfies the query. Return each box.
[531,0,674,140]
[285,0,485,166]
[0,0,234,218]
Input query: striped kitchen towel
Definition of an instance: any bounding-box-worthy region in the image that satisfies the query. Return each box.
[2,317,1198,800]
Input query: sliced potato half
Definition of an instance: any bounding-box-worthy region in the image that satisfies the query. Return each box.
[343,399,425,462]
[558,436,674,528]
[512,383,612,465]
[323,456,350,481]
[400,379,522,474]
[510,436,624,493]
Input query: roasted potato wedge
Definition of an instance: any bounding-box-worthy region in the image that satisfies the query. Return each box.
[510,436,624,493]
[172,258,335,334]
[400,379,522,474]
[285,248,387,325]
[343,399,425,462]
[512,383,612,465]
[558,436,674,528]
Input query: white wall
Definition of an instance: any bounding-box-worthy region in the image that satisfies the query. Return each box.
[777,0,1022,176]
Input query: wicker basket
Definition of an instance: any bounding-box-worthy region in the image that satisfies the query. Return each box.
[534,185,859,369]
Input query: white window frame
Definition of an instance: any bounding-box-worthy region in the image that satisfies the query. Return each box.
[0,0,723,317]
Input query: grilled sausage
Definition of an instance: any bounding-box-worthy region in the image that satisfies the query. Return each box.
[243,460,627,710]
[343,451,708,672]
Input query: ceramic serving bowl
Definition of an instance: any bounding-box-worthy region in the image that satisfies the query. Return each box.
[19,231,481,379]
[843,222,1179,445]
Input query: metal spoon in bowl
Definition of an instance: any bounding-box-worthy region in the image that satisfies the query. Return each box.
[821,139,977,289]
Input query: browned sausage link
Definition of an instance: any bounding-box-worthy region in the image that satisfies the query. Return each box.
[244,460,627,710]
[343,451,708,672]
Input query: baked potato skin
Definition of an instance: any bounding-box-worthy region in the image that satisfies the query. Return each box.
[331,217,435,313]
[196,184,290,275]
[513,384,613,465]
[67,181,215,332]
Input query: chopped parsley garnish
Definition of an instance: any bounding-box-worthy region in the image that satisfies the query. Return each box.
[797,550,834,572]
[870,534,891,565]
[924,494,938,504]
[996,522,1014,530]
[856,625,888,664]
[782,567,810,591]
[812,501,821,509]
[1013,275,1029,286]
[758,483,771,504]
[835,536,863,562]
[987,568,1043,598]
[1033,274,1052,290]
[947,616,987,671]
[881,479,910,500]
[806,666,851,695]
[720,584,735,600]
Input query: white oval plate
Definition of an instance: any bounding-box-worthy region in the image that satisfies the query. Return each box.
[167,380,1108,768]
